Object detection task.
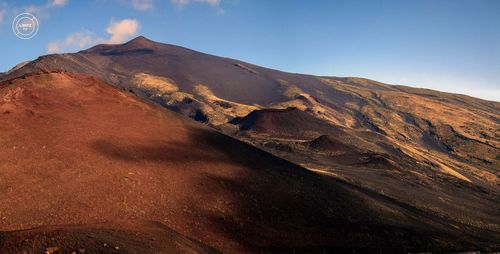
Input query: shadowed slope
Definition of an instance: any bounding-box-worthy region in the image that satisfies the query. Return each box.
[1,72,498,252]
[3,37,497,177]
[0,221,219,254]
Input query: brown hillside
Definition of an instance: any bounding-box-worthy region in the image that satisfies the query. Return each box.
[231,107,340,138]
[307,134,359,155]
[1,72,498,252]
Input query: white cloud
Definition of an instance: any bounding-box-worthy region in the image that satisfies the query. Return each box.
[21,0,69,20]
[66,32,95,48]
[171,0,221,7]
[46,42,61,54]
[0,0,67,25]
[170,0,224,14]
[130,0,154,11]
[50,0,68,7]
[0,3,7,24]
[205,0,221,5]
[46,18,141,54]
[171,0,188,6]
[47,31,95,54]
[104,18,140,44]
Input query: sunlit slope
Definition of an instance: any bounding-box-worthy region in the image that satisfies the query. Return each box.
[1,72,498,252]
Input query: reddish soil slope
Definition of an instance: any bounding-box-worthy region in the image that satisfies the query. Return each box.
[0,221,218,254]
[4,37,498,179]
[1,72,498,252]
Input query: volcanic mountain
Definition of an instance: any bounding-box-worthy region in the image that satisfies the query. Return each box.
[4,37,498,169]
[1,37,499,252]
[230,107,342,138]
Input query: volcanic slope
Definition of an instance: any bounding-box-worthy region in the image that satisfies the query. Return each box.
[230,107,342,138]
[4,36,498,182]
[1,72,498,252]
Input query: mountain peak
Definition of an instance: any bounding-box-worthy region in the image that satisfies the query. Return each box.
[80,35,160,54]
[129,35,151,43]
[125,35,158,47]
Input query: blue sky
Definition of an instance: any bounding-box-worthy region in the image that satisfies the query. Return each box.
[0,0,499,101]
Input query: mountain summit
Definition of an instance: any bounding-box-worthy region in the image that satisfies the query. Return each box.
[1,36,499,252]
[82,35,161,54]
